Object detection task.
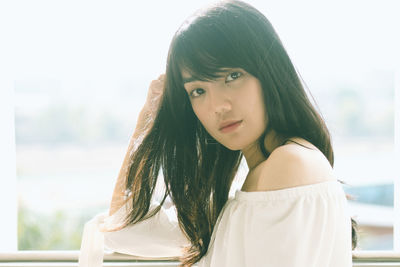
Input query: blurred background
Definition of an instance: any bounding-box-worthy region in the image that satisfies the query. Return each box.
[0,0,399,251]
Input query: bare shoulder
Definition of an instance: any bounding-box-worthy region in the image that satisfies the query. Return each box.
[252,138,336,192]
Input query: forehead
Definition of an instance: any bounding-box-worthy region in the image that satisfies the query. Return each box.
[181,69,192,79]
[181,69,195,86]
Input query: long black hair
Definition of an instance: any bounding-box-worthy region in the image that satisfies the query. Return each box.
[108,0,358,265]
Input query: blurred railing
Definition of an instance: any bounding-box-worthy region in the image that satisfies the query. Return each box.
[1,251,400,267]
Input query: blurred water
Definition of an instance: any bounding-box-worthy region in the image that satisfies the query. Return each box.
[17,143,396,211]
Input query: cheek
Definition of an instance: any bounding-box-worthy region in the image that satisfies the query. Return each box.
[249,84,265,113]
[192,104,211,128]
[253,97,267,127]
[251,96,266,119]
[237,87,265,115]
[241,86,267,130]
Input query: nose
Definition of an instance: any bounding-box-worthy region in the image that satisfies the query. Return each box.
[208,84,232,115]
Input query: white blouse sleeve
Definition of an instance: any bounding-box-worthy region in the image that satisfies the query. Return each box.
[78,200,191,267]
[197,180,353,267]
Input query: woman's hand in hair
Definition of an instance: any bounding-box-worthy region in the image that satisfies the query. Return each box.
[134,74,165,137]
[110,74,165,216]
[144,73,165,113]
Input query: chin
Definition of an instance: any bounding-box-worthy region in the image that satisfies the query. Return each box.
[218,141,245,151]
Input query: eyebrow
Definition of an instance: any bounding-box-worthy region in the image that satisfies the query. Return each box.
[183,76,198,85]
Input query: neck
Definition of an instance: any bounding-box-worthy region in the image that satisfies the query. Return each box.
[241,130,286,171]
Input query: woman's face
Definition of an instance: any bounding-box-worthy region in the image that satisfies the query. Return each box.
[182,67,268,151]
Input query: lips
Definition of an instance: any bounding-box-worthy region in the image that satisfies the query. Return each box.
[219,120,242,131]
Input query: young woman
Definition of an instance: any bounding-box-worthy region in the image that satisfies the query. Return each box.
[79,0,358,266]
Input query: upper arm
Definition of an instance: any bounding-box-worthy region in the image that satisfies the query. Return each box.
[256,146,335,191]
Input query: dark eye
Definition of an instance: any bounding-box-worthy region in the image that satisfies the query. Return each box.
[226,71,242,82]
[190,88,205,98]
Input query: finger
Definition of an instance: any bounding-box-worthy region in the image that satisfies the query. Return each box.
[149,81,164,93]
[157,74,165,80]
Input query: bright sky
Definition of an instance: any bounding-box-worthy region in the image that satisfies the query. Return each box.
[0,0,399,83]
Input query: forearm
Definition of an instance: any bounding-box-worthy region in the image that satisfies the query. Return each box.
[109,74,164,216]
[109,110,148,216]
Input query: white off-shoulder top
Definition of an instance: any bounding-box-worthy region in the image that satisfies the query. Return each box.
[78,179,353,267]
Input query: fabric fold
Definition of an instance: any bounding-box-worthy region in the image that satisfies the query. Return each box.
[78,212,108,267]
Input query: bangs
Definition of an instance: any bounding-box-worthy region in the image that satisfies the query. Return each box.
[171,18,248,84]
[175,48,232,83]
[166,0,279,91]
